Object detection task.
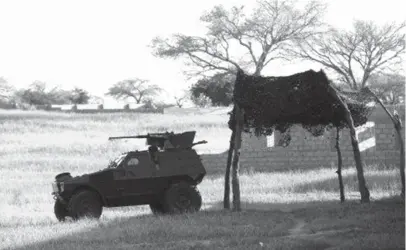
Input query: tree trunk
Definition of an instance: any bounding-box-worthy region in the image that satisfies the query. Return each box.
[224,129,235,209]
[326,84,370,203]
[335,127,345,203]
[231,105,244,211]
[366,88,405,197]
[395,120,405,198]
[254,67,263,76]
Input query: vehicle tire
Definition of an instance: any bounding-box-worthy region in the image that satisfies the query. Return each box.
[54,199,68,222]
[68,190,103,220]
[149,202,166,215]
[162,182,202,214]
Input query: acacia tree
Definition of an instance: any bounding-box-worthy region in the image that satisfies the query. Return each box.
[151,0,326,77]
[106,78,162,104]
[289,20,405,90]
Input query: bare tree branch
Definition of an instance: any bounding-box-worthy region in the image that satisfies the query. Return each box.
[289,20,405,90]
[150,0,327,77]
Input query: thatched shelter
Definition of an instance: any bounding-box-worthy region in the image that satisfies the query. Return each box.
[224,69,377,210]
[229,69,376,136]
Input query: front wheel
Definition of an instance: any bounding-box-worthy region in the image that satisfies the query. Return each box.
[162,182,202,214]
[68,190,103,220]
[149,202,166,215]
[54,199,68,222]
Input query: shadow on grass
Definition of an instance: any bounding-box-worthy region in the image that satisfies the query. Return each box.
[203,161,399,178]
[290,170,401,194]
[10,196,404,250]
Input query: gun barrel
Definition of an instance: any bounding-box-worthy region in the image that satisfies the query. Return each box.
[108,132,175,141]
[108,135,147,140]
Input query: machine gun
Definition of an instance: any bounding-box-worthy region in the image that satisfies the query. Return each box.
[108,131,207,150]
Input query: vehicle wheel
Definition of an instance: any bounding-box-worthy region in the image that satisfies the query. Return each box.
[68,190,103,220]
[163,182,202,214]
[54,199,68,222]
[149,202,166,215]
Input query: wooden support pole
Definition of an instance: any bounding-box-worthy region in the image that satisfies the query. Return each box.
[393,117,405,198]
[327,85,370,203]
[223,129,235,209]
[335,127,345,203]
[365,88,405,197]
[231,104,244,211]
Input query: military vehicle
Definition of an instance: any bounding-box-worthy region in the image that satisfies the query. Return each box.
[51,131,207,222]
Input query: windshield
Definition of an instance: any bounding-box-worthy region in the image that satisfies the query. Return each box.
[108,154,126,169]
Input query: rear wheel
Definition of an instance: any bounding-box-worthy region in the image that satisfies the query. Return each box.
[54,199,68,222]
[162,182,202,214]
[68,190,103,220]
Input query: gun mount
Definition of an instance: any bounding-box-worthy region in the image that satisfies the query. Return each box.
[108,131,207,150]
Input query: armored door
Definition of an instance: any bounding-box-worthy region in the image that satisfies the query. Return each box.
[114,153,158,205]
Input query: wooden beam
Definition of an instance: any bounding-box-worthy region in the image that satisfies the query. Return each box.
[231,104,244,211]
[326,84,370,203]
[224,128,235,209]
[335,127,345,203]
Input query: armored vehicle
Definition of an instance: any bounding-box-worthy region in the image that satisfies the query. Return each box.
[51,131,207,222]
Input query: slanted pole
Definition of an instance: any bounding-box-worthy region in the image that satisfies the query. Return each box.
[224,128,235,209]
[327,85,370,203]
[231,104,244,211]
[335,127,345,203]
[366,88,405,198]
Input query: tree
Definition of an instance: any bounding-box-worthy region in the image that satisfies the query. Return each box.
[14,81,69,106]
[151,0,326,77]
[190,93,212,108]
[190,72,234,106]
[368,73,405,105]
[174,89,190,108]
[88,95,104,104]
[0,77,16,109]
[0,77,14,100]
[289,20,405,90]
[106,78,162,104]
[141,97,157,109]
[68,87,90,104]
[174,95,186,108]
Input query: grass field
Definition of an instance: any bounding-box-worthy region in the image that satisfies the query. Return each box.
[0,109,404,250]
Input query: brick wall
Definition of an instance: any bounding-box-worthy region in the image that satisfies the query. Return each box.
[201,105,405,174]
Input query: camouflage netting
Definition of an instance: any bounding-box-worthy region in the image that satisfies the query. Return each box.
[228,69,377,140]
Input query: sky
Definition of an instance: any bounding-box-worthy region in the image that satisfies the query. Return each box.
[0,0,405,105]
